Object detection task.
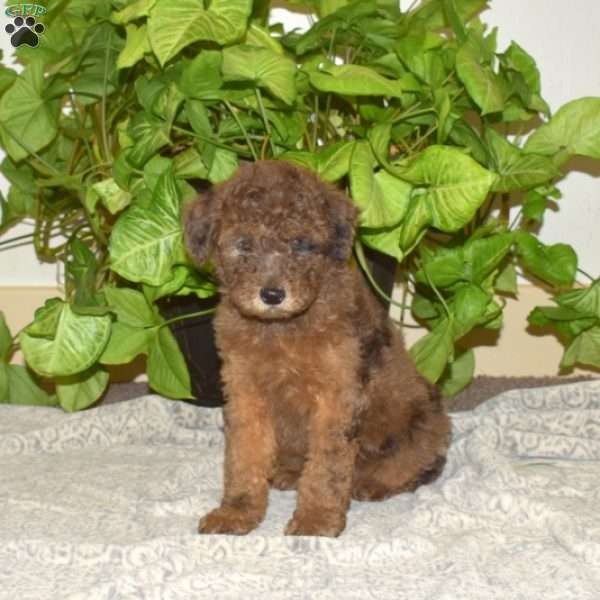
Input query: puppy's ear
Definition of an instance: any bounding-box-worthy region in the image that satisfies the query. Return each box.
[183,190,219,266]
[324,186,358,263]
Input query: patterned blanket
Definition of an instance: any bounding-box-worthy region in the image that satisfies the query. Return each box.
[1,381,599,599]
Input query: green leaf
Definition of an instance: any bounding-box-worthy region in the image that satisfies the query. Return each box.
[398,145,496,232]
[127,113,171,168]
[0,65,17,96]
[117,24,151,70]
[359,226,403,261]
[111,0,157,24]
[174,147,209,180]
[448,119,488,165]
[309,64,407,98]
[0,363,6,403]
[440,347,475,396]
[316,141,355,182]
[561,326,600,370]
[516,232,577,288]
[0,312,11,361]
[100,322,151,365]
[55,365,110,412]
[399,195,431,252]
[222,45,297,105]
[442,0,468,42]
[395,32,446,87]
[464,232,514,283]
[320,0,349,16]
[289,1,378,55]
[147,326,192,399]
[495,262,518,294]
[0,364,57,406]
[109,168,187,286]
[456,40,505,115]
[104,287,156,327]
[20,303,111,377]
[528,305,596,340]
[245,23,286,54]
[86,178,132,215]
[501,41,542,94]
[350,142,412,229]
[208,148,239,184]
[148,0,252,66]
[451,284,491,339]
[416,247,466,288]
[485,128,559,192]
[409,0,487,30]
[179,51,223,100]
[66,239,108,316]
[500,41,549,116]
[282,142,356,182]
[25,298,64,338]
[524,97,600,161]
[409,317,455,383]
[521,189,547,223]
[555,281,600,319]
[0,60,60,161]
[411,293,440,322]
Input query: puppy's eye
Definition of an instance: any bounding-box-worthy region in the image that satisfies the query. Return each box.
[290,238,318,254]
[234,236,254,253]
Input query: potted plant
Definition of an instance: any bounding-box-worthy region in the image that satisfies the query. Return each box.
[1,0,599,411]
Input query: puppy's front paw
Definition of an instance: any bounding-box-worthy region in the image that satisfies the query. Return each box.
[198,506,261,535]
[285,509,346,537]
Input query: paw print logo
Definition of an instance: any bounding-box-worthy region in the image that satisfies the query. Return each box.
[5,16,45,48]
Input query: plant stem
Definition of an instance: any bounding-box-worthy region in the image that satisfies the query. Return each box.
[421,261,451,318]
[100,30,113,162]
[224,100,258,161]
[577,268,596,283]
[68,92,95,168]
[255,88,276,158]
[172,126,253,158]
[312,94,319,150]
[509,207,522,230]
[159,308,216,329]
[399,267,410,327]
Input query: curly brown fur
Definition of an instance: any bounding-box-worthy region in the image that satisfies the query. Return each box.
[184,160,451,537]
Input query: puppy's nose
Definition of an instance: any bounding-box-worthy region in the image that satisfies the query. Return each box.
[260,287,286,306]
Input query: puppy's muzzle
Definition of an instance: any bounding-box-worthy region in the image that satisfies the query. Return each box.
[260,287,286,306]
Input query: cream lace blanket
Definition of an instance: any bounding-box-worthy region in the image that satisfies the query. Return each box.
[1,381,599,599]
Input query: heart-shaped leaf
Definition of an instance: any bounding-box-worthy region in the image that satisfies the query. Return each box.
[398,145,496,232]
[148,0,252,66]
[222,45,296,105]
[409,317,455,383]
[147,326,192,399]
[56,365,110,412]
[524,97,600,160]
[0,60,60,161]
[20,302,111,377]
[516,232,577,287]
[350,142,412,229]
[309,64,407,98]
[110,167,187,286]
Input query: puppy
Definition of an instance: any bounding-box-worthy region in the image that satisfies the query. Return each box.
[184,160,450,537]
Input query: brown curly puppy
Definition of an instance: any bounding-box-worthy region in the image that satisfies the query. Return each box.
[184,160,450,537]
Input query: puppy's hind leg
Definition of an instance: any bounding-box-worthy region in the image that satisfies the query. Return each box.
[352,407,450,502]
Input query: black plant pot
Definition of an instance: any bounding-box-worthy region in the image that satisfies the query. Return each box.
[158,294,224,407]
[360,244,397,310]
[160,246,397,407]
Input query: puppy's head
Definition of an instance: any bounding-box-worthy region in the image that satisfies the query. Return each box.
[184,160,357,320]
